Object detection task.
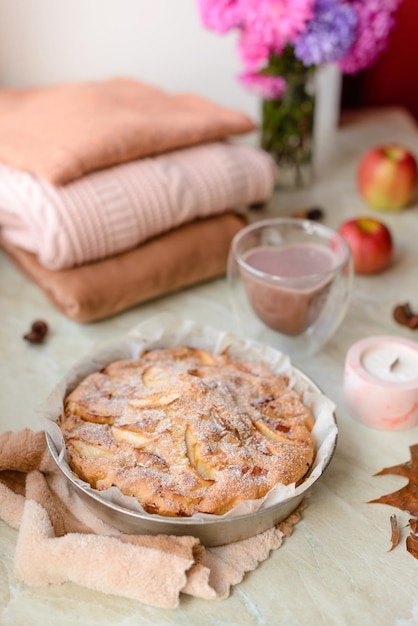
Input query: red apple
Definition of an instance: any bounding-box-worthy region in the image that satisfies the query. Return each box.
[337,217,393,274]
[357,144,418,211]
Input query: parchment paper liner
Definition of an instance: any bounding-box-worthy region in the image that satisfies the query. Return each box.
[42,312,337,523]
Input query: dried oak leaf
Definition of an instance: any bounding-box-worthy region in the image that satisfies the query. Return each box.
[388,514,400,551]
[369,444,418,516]
[369,444,418,559]
[406,532,418,559]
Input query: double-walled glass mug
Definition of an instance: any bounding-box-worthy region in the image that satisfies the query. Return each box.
[227,218,353,360]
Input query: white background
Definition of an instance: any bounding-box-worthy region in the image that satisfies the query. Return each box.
[0,0,260,119]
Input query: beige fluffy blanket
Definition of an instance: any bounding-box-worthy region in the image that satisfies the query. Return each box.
[0,429,305,609]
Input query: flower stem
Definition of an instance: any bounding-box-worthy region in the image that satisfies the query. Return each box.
[261,47,316,188]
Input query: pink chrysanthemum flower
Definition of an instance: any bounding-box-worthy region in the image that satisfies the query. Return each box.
[238,0,314,54]
[238,28,271,72]
[239,71,287,99]
[197,0,241,33]
[338,0,400,74]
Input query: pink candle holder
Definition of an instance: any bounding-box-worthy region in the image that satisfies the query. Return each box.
[343,336,418,430]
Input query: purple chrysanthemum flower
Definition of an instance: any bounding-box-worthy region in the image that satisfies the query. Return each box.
[294,0,358,66]
[338,0,400,74]
[239,71,287,99]
[196,0,241,33]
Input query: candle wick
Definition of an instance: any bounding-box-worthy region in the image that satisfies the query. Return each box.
[389,357,399,371]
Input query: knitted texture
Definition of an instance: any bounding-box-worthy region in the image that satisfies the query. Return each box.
[0,142,274,269]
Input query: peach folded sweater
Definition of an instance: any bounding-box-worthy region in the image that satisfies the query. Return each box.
[0,77,256,185]
[0,213,246,323]
[0,142,274,270]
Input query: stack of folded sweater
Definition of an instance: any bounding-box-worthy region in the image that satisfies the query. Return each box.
[0,77,275,322]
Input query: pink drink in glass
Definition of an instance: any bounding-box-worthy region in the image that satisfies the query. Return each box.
[241,243,335,335]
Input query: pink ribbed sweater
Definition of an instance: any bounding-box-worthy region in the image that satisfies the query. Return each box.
[0,142,274,270]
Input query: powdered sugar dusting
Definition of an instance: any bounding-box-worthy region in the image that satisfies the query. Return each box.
[60,347,316,517]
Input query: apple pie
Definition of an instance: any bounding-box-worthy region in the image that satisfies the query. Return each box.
[59,347,316,516]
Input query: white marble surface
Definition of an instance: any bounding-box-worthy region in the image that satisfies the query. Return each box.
[1,108,418,626]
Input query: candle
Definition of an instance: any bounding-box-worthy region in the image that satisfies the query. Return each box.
[240,243,335,336]
[343,336,418,430]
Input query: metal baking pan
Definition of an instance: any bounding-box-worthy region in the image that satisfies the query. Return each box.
[45,367,337,547]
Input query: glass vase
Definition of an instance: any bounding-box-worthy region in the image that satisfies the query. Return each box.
[261,48,315,189]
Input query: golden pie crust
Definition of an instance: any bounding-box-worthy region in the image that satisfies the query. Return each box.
[59,347,316,517]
